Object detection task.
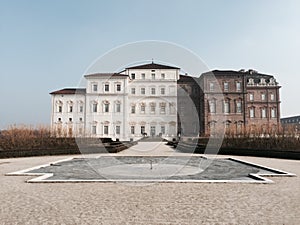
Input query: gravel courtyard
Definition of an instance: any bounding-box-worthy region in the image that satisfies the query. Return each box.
[0,142,299,224]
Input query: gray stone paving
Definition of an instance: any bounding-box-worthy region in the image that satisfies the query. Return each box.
[26,156,282,182]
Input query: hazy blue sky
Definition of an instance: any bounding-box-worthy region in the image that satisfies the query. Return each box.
[1,0,300,129]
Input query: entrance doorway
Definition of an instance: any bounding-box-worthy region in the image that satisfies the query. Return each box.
[150,126,156,136]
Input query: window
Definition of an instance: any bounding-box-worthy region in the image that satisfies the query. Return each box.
[150,104,155,113]
[93,84,98,92]
[104,103,109,113]
[224,82,229,92]
[92,126,97,135]
[270,94,275,101]
[92,103,97,113]
[116,126,120,135]
[223,100,230,114]
[161,73,165,79]
[141,126,145,134]
[131,126,135,134]
[141,105,145,113]
[249,93,254,101]
[141,73,145,79]
[141,88,145,95]
[160,105,166,114]
[160,87,165,95]
[116,103,121,113]
[151,88,155,95]
[69,106,73,113]
[236,82,241,91]
[225,121,230,129]
[151,73,155,80]
[58,106,62,113]
[131,105,136,114]
[105,84,109,92]
[271,108,276,118]
[104,126,109,135]
[209,82,214,91]
[250,108,255,118]
[58,118,62,122]
[131,88,135,95]
[79,105,83,113]
[116,84,121,91]
[236,102,242,113]
[69,118,72,122]
[261,93,266,101]
[79,118,83,122]
[161,126,165,134]
[131,73,135,79]
[209,100,216,113]
[261,108,266,118]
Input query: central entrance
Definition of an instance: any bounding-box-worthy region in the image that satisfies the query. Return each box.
[150,126,156,136]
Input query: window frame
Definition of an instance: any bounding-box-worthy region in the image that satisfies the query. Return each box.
[116,84,121,92]
[131,88,136,95]
[131,126,135,134]
[92,103,97,113]
[250,108,255,118]
[116,125,120,135]
[104,103,109,113]
[131,105,136,114]
[224,82,229,92]
[92,84,98,92]
[104,84,109,92]
[209,82,214,91]
[236,82,241,91]
[151,87,156,95]
[249,93,254,101]
[104,126,109,135]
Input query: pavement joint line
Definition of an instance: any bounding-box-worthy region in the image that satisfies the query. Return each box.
[228,158,297,177]
[5,157,74,176]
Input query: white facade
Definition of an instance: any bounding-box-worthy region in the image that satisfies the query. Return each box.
[50,63,179,141]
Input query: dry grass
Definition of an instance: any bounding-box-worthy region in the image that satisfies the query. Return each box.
[0,125,77,151]
[1,124,300,152]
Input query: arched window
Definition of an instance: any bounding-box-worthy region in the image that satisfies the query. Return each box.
[102,100,110,113]
[209,99,216,113]
[249,107,255,118]
[56,100,63,113]
[223,99,230,114]
[91,101,98,113]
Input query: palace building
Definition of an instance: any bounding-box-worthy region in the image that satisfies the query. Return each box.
[50,62,281,140]
[50,63,179,141]
[199,69,281,136]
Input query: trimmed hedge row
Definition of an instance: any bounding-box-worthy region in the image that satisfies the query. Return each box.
[169,137,300,160]
[0,140,137,159]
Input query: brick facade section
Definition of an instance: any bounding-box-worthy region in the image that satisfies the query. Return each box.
[178,70,281,136]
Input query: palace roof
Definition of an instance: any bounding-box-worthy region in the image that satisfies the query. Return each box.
[126,62,180,70]
[50,88,86,95]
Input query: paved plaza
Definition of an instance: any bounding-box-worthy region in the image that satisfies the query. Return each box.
[0,142,299,224]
